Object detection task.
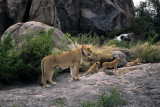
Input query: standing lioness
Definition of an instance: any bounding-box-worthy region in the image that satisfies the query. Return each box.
[41,45,92,88]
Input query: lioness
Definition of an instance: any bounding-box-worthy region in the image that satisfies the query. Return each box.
[125,58,142,67]
[85,62,100,75]
[102,57,121,71]
[41,45,92,88]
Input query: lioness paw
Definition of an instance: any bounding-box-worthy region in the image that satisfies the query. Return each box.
[45,85,50,88]
[52,82,57,85]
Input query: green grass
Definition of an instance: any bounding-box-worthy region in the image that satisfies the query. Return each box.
[106,39,135,49]
[52,98,65,107]
[74,32,101,45]
[79,87,128,107]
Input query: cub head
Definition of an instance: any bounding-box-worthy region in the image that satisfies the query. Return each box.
[82,45,92,57]
[96,61,100,66]
[136,58,142,62]
[116,57,122,63]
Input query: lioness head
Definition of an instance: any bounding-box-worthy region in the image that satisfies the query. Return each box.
[136,58,142,62]
[82,45,92,57]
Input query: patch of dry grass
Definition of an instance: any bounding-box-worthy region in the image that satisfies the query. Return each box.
[80,45,117,72]
[90,45,115,60]
[130,42,160,63]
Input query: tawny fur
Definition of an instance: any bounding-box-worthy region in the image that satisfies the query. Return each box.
[85,62,100,75]
[125,58,142,67]
[41,45,92,88]
[102,57,121,71]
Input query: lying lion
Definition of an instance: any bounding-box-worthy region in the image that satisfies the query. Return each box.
[102,57,121,71]
[125,58,142,67]
[85,61,100,75]
[41,45,92,88]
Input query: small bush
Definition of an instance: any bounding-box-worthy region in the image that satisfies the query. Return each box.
[130,42,160,63]
[80,87,128,107]
[0,35,22,85]
[18,28,55,81]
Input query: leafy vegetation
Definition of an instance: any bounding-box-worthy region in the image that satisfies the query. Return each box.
[79,87,128,107]
[74,32,102,45]
[106,39,134,49]
[131,0,160,43]
[0,34,22,85]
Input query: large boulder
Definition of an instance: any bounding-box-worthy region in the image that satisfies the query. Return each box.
[112,50,128,67]
[0,0,134,35]
[1,21,75,50]
[0,63,160,107]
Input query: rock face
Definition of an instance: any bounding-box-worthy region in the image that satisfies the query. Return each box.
[0,0,14,32]
[1,21,75,50]
[0,0,134,35]
[0,63,160,107]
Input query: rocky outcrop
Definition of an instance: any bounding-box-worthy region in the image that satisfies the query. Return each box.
[0,63,160,107]
[0,0,134,35]
[1,21,75,50]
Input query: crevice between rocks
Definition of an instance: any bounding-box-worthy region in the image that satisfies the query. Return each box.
[22,0,32,22]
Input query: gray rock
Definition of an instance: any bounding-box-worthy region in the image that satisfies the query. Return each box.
[29,0,56,26]
[112,50,128,67]
[0,0,134,35]
[1,21,75,50]
[54,0,134,34]
[0,63,160,107]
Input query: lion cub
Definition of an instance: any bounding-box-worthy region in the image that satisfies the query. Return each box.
[125,58,142,67]
[102,57,121,71]
[85,62,100,75]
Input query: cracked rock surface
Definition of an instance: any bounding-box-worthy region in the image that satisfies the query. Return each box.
[0,63,160,107]
[0,0,134,34]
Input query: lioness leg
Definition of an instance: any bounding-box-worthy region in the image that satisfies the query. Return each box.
[41,76,48,87]
[75,63,80,80]
[48,70,56,85]
[102,65,106,71]
[114,64,118,70]
[43,67,51,88]
[70,66,76,80]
